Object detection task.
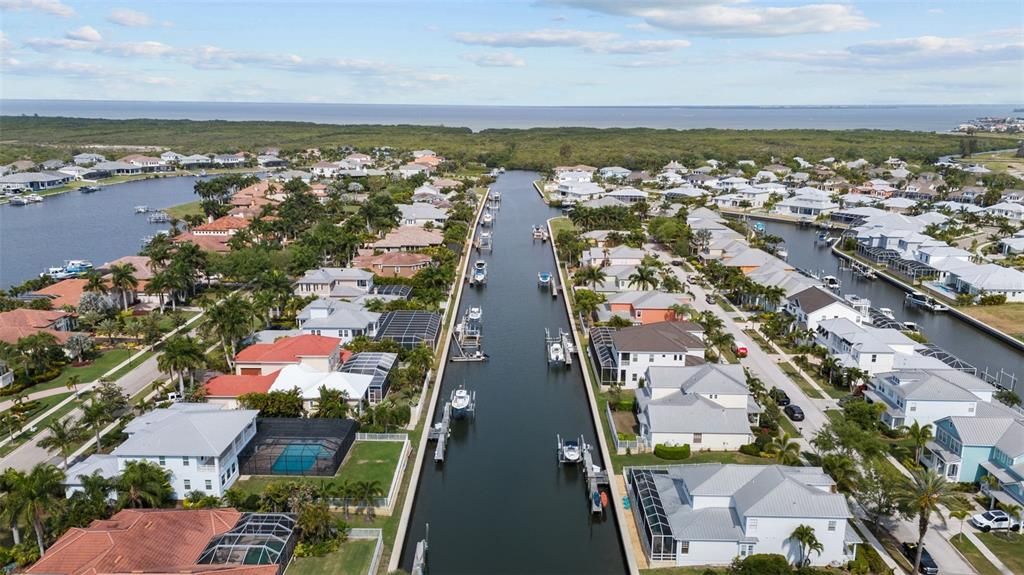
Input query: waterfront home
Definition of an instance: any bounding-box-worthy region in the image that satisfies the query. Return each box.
[601,321,706,388]
[26,509,297,575]
[293,267,374,298]
[296,298,380,343]
[637,364,759,450]
[599,291,693,325]
[191,215,250,237]
[398,202,449,227]
[57,165,92,180]
[599,166,632,180]
[626,464,857,567]
[1001,188,1024,203]
[30,278,88,309]
[581,230,617,247]
[915,244,973,268]
[903,177,943,200]
[340,351,397,405]
[257,155,286,168]
[946,263,1024,302]
[556,169,594,185]
[591,265,641,293]
[814,318,948,376]
[712,186,772,209]
[173,232,231,253]
[1000,236,1024,255]
[311,160,342,177]
[369,226,444,252]
[715,176,750,191]
[785,286,864,331]
[880,197,917,213]
[65,404,258,499]
[922,413,1024,486]
[374,310,442,349]
[582,245,646,268]
[580,196,627,209]
[72,152,106,165]
[39,159,65,171]
[864,369,994,429]
[557,181,605,203]
[606,187,649,204]
[204,371,281,408]
[721,247,792,275]
[352,251,433,278]
[235,334,345,375]
[214,153,246,166]
[0,171,72,191]
[179,154,212,167]
[0,308,78,345]
[398,163,431,179]
[119,154,166,171]
[663,186,706,201]
[269,364,374,413]
[160,151,184,163]
[987,202,1024,221]
[775,188,838,217]
[89,161,142,177]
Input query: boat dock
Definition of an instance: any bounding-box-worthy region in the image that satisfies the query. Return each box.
[545,328,573,366]
[475,230,493,253]
[427,389,477,463]
[583,444,610,515]
[451,308,486,362]
[411,525,428,575]
[147,212,171,223]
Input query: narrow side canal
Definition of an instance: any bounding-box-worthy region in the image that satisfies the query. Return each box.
[400,171,628,574]
[758,219,1024,381]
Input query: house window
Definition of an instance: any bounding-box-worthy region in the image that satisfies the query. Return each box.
[183,479,191,490]
[679,541,690,554]
[182,457,189,466]
[205,480,213,490]
[947,464,959,479]
[909,405,916,412]
[649,354,655,362]
[632,373,638,382]
[748,518,758,531]
[828,520,837,532]
[871,354,877,363]
[740,544,754,558]
[693,433,703,444]
[158,456,165,466]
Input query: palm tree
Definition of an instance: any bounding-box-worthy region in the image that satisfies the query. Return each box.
[896,469,959,575]
[116,460,173,509]
[904,421,934,465]
[573,265,607,290]
[1000,503,1023,540]
[83,271,108,294]
[37,416,84,467]
[157,336,206,397]
[0,468,27,546]
[65,374,82,394]
[334,479,354,518]
[660,274,684,294]
[9,463,66,554]
[628,265,660,290]
[97,317,121,344]
[669,303,695,321]
[819,356,841,386]
[202,294,257,367]
[80,398,113,453]
[983,473,1002,509]
[789,524,823,567]
[108,263,139,311]
[821,454,860,493]
[949,508,970,542]
[768,432,801,466]
[353,479,383,521]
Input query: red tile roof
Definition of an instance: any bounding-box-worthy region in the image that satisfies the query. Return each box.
[235,334,343,364]
[26,509,276,575]
[0,308,71,329]
[193,216,250,233]
[204,371,280,397]
[173,232,231,253]
[33,279,88,308]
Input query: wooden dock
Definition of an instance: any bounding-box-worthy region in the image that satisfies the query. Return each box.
[427,402,452,463]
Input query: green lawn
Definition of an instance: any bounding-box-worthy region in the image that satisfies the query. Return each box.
[778,415,801,437]
[644,568,725,575]
[165,200,203,219]
[549,216,576,237]
[950,534,1002,575]
[0,392,75,457]
[975,531,1024,574]
[23,348,132,394]
[777,361,826,399]
[612,449,769,473]
[286,539,377,575]
[233,440,404,495]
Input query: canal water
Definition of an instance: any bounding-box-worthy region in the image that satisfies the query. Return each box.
[0,176,205,289]
[757,219,1024,384]
[400,171,628,574]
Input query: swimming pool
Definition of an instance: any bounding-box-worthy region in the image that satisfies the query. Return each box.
[271,443,331,474]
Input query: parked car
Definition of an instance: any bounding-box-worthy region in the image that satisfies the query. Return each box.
[705,294,716,304]
[900,542,938,575]
[670,260,683,267]
[769,387,791,406]
[969,509,1021,532]
[732,341,748,358]
[783,404,805,421]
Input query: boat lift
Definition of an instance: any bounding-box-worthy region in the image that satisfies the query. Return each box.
[489,190,501,209]
[412,524,428,575]
[545,328,573,367]
[475,230,493,253]
[556,434,586,465]
[451,308,487,362]
[427,390,476,463]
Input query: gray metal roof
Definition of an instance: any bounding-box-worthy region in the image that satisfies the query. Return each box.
[947,417,1017,446]
[646,364,748,395]
[115,404,258,457]
[639,394,752,435]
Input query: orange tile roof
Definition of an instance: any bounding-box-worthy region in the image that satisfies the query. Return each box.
[0,308,71,329]
[33,278,88,308]
[370,226,443,249]
[235,334,342,363]
[102,256,155,281]
[26,509,273,575]
[353,252,433,278]
[193,215,250,233]
[174,232,231,253]
[204,371,280,397]
[0,327,76,345]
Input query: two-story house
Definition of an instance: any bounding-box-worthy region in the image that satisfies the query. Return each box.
[65,404,258,499]
[864,369,994,429]
[786,286,864,331]
[397,203,449,227]
[234,334,345,375]
[608,321,705,388]
[922,411,1024,487]
[637,364,759,450]
[602,291,694,325]
[814,317,948,375]
[296,298,380,343]
[293,267,374,299]
[626,464,857,567]
[581,245,646,268]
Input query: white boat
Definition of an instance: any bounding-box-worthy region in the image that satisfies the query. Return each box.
[41,266,71,279]
[450,388,473,419]
[467,307,482,322]
[902,321,920,332]
[905,292,948,312]
[134,205,150,213]
[538,272,552,287]
[8,196,29,206]
[471,260,487,285]
[776,248,788,261]
[879,307,896,320]
[481,212,494,226]
[548,342,565,363]
[560,439,581,463]
[25,194,43,203]
[822,275,841,291]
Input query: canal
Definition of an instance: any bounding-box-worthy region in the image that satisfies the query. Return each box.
[757,219,1024,384]
[400,171,628,574]
[0,176,206,289]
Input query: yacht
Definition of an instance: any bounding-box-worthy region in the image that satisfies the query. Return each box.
[548,342,565,364]
[450,388,473,419]
[902,321,920,332]
[63,260,94,274]
[538,272,552,288]
[776,247,788,261]
[467,307,482,322]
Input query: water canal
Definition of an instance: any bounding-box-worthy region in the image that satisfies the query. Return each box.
[0,176,208,289]
[400,171,628,574]
[756,219,1024,384]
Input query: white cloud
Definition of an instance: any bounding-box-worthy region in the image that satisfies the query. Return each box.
[462,52,526,67]
[927,8,944,14]
[108,8,154,27]
[0,0,73,17]
[590,38,690,54]
[0,31,11,51]
[26,37,174,58]
[65,26,103,43]
[762,33,1024,69]
[611,58,679,68]
[454,28,617,48]
[546,0,874,37]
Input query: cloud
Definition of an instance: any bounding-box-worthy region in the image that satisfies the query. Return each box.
[5,58,175,87]
[0,31,11,51]
[591,39,690,54]
[462,52,526,67]
[611,58,680,68]
[65,26,103,43]
[453,28,617,48]
[927,8,944,14]
[108,8,154,27]
[0,0,73,17]
[26,37,174,58]
[546,0,874,37]
[762,33,1024,69]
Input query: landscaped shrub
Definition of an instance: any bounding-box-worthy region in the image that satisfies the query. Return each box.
[739,443,762,457]
[730,553,792,575]
[653,443,691,460]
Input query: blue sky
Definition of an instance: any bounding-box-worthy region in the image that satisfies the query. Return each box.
[0,0,1021,105]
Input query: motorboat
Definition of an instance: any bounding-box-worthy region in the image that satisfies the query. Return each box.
[822,275,841,291]
[471,260,487,285]
[8,196,29,206]
[450,388,473,419]
[548,342,565,363]
[815,232,833,245]
[41,266,71,279]
[63,260,94,274]
[25,194,43,203]
[134,205,150,213]
[752,222,766,234]
[905,291,948,312]
[902,321,920,332]
[467,307,482,322]
[79,185,102,193]
[148,212,171,223]
[538,272,552,287]
[532,225,549,241]
[878,307,896,321]
[481,212,494,226]
[776,247,788,261]
[559,438,582,463]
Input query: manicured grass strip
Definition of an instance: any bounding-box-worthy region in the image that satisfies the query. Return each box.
[950,534,1002,575]
[777,361,826,399]
[976,531,1024,574]
[165,200,204,219]
[286,539,377,575]
[778,415,801,438]
[337,441,404,485]
[20,348,132,394]
[612,449,769,473]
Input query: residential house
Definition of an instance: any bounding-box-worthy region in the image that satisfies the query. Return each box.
[608,321,706,388]
[234,334,345,375]
[582,245,646,268]
[987,202,1024,222]
[0,308,78,345]
[947,263,1024,303]
[269,364,374,413]
[340,351,397,405]
[191,216,250,237]
[293,267,374,299]
[602,291,693,325]
[31,278,88,309]
[599,166,632,180]
[0,171,72,191]
[864,370,994,429]
[786,286,864,331]
[626,464,857,567]
[352,251,433,278]
[213,153,246,167]
[369,226,444,252]
[580,196,627,209]
[606,187,649,204]
[89,161,142,177]
[160,151,184,164]
[712,187,772,209]
[922,413,1024,486]
[179,154,212,167]
[65,404,258,499]
[257,155,287,168]
[398,203,449,227]
[119,154,166,171]
[775,188,838,217]
[72,152,106,165]
[557,181,605,203]
[296,298,380,343]
[398,163,431,179]
[814,317,948,375]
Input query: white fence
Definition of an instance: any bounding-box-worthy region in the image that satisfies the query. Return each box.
[356,433,409,442]
[327,436,410,514]
[605,403,647,454]
[348,528,384,575]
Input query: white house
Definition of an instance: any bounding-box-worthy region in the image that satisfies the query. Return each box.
[599,166,632,180]
[637,364,758,450]
[65,404,258,499]
[269,363,374,413]
[556,169,593,185]
[785,286,865,331]
[864,370,994,429]
[296,298,380,343]
[609,321,705,387]
[814,318,948,375]
[775,188,838,217]
[712,187,772,209]
[293,267,374,299]
[398,203,449,227]
[626,464,857,567]
[72,153,105,165]
[987,202,1024,222]
[160,151,184,164]
[947,263,1024,302]
[582,245,646,268]
[557,181,605,203]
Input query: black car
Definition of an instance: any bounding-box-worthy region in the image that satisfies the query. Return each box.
[705,294,716,304]
[670,260,683,267]
[770,387,791,406]
[784,404,805,421]
[901,542,939,575]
